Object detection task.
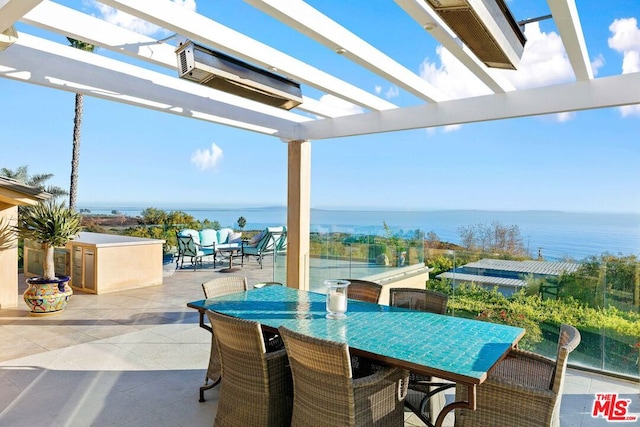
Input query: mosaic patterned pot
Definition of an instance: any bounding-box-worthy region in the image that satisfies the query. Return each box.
[23,276,73,315]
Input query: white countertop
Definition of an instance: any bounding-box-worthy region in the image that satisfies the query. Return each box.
[72,232,165,247]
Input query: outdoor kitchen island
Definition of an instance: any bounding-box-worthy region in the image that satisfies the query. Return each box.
[25,232,165,294]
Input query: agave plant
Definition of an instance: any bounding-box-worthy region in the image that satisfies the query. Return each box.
[16,201,82,280]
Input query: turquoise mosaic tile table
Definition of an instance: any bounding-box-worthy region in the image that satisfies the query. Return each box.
[188,285,525,426]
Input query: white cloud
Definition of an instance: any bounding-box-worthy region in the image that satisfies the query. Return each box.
[318,94,364,115]
[503,22,574,90]
[591,54,605,77]
[92,0,196,36]
[385,86,400,99]
[555,112,575,122]
[419,21,579,129]
[374,85,382,95]
[191,143,223,171]
[608,18,640,117]
[419,46,491,100]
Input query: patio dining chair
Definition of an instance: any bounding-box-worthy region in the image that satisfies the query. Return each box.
[341,279,383,375]
[208,311,293,427]
[454,324,581,427]
[344,279,383,303]
[199,276,248,402]
[279,326,409,427]
[389,288,451,424]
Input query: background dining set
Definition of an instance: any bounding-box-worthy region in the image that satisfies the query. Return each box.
[187,277,581,427]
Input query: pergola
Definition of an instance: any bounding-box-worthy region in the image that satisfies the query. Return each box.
[1,0,639,289]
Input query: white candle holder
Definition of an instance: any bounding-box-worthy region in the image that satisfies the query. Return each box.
[325,279,350,319]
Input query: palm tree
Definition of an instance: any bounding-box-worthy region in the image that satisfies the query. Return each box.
[0,165,68,200]
[67,38,96,211]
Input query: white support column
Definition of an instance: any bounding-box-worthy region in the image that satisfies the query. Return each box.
[286,139,311,290]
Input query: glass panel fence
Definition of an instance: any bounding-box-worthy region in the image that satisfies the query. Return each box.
[425,248,639,380]
[274,230,638,379]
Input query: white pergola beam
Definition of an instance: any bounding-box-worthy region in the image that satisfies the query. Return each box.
[100,0,397,112]
[547,0,593,81]
[0,0,42,33]
[394,0,515,94]
[22,1,348,119]
[0,34,304,137]
[245,0,448,103]
[295,72,640,140]
[22,1,176,68]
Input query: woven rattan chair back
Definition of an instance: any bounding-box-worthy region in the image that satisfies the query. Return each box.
[344,279,383,303]
[389,288,448,314]
[279,326,354,426]
[280,326,407,427]
[454,324,581,427]
[389,287,449,423]
[202,276,248,298]
[551,324,581,394]
[198,276,248,402]
[208,311,292,427]
[279,326,359,426]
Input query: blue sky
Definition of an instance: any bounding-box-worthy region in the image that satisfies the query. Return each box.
[1,0,639,213]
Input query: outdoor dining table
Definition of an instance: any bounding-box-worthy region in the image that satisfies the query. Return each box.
[187,285,525,427]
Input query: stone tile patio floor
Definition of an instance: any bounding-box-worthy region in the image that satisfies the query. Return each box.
[0,257,638,426]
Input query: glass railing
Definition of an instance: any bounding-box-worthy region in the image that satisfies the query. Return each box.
[273,232,638,380]
[426,248,640,380]
[272,227,425,292]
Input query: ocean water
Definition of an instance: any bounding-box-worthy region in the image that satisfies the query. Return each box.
[80,206,640,261]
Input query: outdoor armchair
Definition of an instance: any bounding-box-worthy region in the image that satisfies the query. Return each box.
[175,230,206,271]
[389,288,451,425]
[199,276,248,402]
[208,311,293,427]
[242,226,286,269]
[279,326,408,427]
[454,324,581,427]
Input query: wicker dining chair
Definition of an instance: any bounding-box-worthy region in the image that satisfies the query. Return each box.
[389,287,449,315]
[208,311,293,427]
[389,288,450,424]
[344,279,383,303]
[279,326,409,427]
[455,324,581,427]
[199,276,248,402]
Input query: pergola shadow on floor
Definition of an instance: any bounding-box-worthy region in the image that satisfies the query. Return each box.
[1,261,638,426]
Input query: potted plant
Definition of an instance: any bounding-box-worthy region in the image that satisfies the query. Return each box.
[16,200,82,315]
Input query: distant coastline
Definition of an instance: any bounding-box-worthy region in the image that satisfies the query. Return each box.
[78,205,640,262]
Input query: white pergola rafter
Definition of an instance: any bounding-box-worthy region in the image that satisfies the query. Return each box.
[22,1,353,119]
[295,71,640,140]
[546,0,593,81]
[0,33,304,136]
[0,0,42,33]
[394,0,516,94]
[245,0,449,103]
[100,0,398,112]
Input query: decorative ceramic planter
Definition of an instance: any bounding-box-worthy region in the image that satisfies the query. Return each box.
[23,276,73,315]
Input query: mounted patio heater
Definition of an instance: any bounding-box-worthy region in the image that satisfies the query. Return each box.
[424,0,526,69]
[176,40,302,110]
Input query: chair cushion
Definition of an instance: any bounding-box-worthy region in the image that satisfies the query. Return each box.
[217,228,234,244]
[249,230,265,246]
[217,243,242,251]
[179,229,200,245]
[228,232,243,243]
[199,228,218,247]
